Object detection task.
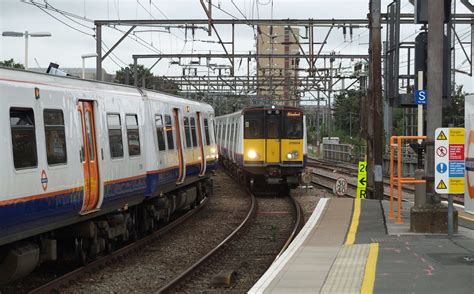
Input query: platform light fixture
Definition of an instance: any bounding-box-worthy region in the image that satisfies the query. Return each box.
[2,31,52,70]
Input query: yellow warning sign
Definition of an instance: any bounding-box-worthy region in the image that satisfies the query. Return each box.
[449,128,465,144]
[437,131,447,140]
[449,178,464,194]
[436,180,447,190]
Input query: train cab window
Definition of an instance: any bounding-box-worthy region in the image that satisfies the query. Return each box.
[184,117,192,148]
[284,111,303,139]
[155,114,166,151]
[164,115,175,150]
[10,108,38,169]
[204,118,211,146]
[126,114,140,156]
[44,109,67,165]
[266,115,280,139]
[244,112,263,139]
[107,114,124,158]
[190,117,198,147]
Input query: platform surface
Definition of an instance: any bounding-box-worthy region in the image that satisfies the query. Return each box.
[249,197,474,294]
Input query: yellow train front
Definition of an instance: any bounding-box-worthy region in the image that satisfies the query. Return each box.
[215,105,307,190]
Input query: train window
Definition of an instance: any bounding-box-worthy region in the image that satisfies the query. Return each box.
[204,118,211,146]
[165,115,175,150]
[266,115,280,139]
[190,117,198,147]
[244,112,263,139]
[126,114,140,156]
[184,117,192,148]
[44,109,67,165]
[155,114,166,151]
[85,112,95,161]
[107,114,124,158]
[284,112,303,139]
[10,108,38,169]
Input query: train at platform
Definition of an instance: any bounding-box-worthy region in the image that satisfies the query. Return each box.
[0,67,218,283]
[215,105,307,191]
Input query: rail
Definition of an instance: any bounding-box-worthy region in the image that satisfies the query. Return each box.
[28,198,210,294]
[158,190,257,293]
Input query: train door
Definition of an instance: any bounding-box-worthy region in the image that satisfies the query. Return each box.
[173,108,186,184]
[266,111,281,163]
[196,112,206,176]
[78,101,100,214]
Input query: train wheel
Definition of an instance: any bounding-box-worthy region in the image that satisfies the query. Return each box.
[74,238,88,266]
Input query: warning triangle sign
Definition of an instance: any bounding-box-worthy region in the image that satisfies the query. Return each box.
[437,180,447,190]
[437,131,447,141]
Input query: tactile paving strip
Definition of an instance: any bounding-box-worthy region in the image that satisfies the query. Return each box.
[320,244,370,294]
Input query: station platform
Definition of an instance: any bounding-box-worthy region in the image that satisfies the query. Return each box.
[249,198,474,293]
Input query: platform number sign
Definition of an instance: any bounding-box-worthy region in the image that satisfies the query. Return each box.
[357,161,367,199]
[415,90,428,105]
[434,128,465,194]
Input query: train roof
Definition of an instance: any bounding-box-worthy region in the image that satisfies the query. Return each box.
[0,66,213,111]
[216,105,303,119]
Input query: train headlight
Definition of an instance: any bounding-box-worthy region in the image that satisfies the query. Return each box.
[247,150,258,159]
[287,151,299,160]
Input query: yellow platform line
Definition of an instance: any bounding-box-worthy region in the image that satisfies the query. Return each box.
[361,243,379,294]
[345,198,361,245]
[460,215,474,222]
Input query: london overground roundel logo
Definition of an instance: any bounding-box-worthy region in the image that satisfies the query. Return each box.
[41,170,48,192]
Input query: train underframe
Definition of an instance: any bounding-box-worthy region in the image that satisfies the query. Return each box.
[220,157,303,194]
[0,177,213,284]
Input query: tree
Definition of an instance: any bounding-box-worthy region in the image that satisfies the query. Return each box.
[332,89,364,141]
[115,64,179,95]
[0,59,25,69]
[443,85,465,127]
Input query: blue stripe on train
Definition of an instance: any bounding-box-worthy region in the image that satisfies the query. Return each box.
[1,160,219,242]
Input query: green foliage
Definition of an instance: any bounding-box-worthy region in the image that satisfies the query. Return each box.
[0,59,25,69]
[115,64,178,95]
[443,85,465,127]
[332,89,363,141]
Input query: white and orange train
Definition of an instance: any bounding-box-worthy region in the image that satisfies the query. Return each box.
[0,67,218,283]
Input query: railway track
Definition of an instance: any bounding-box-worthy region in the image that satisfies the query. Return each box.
[27,199,209,294]
[158,187,304,292]
[308,157,464,205]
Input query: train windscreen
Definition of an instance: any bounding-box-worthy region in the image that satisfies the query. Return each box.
[244,111,264,139]
[284,111,303,139]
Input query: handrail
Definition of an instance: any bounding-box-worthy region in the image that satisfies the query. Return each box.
[389,135,426,224]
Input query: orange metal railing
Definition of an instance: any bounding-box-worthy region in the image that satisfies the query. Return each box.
[389,136,426,224]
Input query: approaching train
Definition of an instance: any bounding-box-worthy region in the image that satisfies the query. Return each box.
[0,67,218,283]
[215,105,307,190]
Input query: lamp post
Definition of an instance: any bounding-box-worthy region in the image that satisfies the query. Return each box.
[81,53,98,79]
[2,31,52,70]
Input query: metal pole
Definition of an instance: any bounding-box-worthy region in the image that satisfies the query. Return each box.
[82,57,85,79]
[448,194,453,237]
[24,31,28,70]
[414,169,426,207]
[96,24,102,81]
[417,71,423,142]
[368,0,384,200]
[134,58,138,86]
[425,0,445,204]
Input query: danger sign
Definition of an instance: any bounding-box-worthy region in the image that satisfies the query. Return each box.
[435,128,465,194]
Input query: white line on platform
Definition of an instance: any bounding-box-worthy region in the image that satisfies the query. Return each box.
[248,198,329,294]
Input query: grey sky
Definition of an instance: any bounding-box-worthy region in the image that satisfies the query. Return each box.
[0,0,472,93]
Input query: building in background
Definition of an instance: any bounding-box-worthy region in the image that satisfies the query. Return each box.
[256,26,300,107]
